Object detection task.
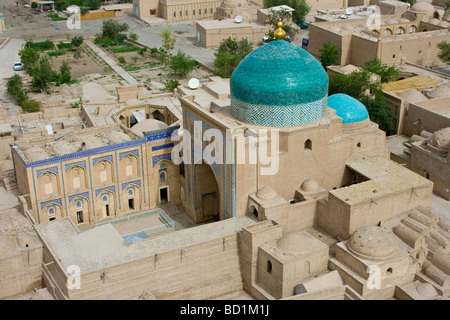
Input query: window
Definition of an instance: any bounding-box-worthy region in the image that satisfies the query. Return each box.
[48,206,55,216]
[210,8,213,14]
[186,10,188,16]
[75,199,83,210]
[267,260,272,274]
[160,170,167,182]
[180,11,182,17]
[127,187,135,197]
[304,139,312,151]
[204,8,207,14]
[193,9,195,15]
[199,9,201,15]
[174,11,176,17]
[102,194,109,204]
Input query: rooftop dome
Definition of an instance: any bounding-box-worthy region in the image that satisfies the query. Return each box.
[411,2,435,13]
[256,186,277,200]
[230,38,329,127]
[416,282,438,297]
[276,233,312,254]
[426,85,450,99]
[428,18,440,25]
[348,226,398,261]
[427,127,450,154]
[397,89,428,103]
[327,94,369,124]
[300,178,320,193]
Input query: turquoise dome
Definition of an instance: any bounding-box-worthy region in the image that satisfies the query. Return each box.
[327,94,369,124]
[230,40,329,127]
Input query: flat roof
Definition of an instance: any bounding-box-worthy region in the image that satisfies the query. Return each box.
[382,76,441,94]
[34,214,257,273]
[331,152,431,205]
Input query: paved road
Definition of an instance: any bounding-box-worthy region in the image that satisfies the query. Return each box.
[0,38,24,80]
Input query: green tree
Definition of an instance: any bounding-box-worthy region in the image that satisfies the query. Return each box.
[58,61,71,84]
[264,7,299,42]
[31,58,57,92]
[160,28,176,64]
[85,0,101,10]
[329,70,392,133]
[71,36,84,48]
[31,2,38,8]
[319,41,341,68]
[129,32,139,41]
[101,19,129,43]
[263,0,311,24]
[138,47,147,60]
[361,58,399,83]
[437,41,450,64]
[73,48,82,60]
[170,50,197,77]
[19,47,40,73]
[213,37,253,78]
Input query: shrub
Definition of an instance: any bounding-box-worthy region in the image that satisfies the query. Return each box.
[20,99,41,113]
[164,79,180,92]
[71,36,84,48]
[118,56,126,64]
[170,50,197,77]
[47,50,66,57]
[31,1,37,8]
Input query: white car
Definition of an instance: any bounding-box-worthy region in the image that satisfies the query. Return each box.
[13,62,23,71]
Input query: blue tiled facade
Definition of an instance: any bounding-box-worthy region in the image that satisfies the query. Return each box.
[230,40,329,127]
[327,94,369,124]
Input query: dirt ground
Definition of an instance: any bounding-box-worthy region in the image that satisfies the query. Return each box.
[46,48,108,79]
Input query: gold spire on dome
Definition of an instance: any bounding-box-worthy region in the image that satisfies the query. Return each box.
[273,19,286,40]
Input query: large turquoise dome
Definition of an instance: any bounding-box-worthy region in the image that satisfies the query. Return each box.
[230,40,329,127]
[327,94,369,124]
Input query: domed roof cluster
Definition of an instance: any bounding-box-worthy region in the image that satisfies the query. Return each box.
[411,2,435,13]
[427,127,450,156]
[327,94,369,124]
[230,38,329,127]
[348,226,398,261]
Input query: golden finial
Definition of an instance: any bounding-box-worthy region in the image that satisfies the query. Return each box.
[273,19,286,40]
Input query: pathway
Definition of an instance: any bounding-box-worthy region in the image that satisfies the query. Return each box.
[84,39,138,85]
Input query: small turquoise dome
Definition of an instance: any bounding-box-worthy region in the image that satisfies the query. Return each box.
[230,40,329,127]
[327,94,369,124]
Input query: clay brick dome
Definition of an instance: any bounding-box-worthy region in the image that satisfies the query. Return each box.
[256,186,277,200]
[411,2,435,13]
[427,127,450,153]
[348,226,398,261]
[416,282,438,297]
[300,178,320,192]
[276,233,312,254]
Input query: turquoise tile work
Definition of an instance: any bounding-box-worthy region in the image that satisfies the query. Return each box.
[327,94,369,124]
[230,40,329,127]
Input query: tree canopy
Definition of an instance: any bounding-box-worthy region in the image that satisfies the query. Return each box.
[329,69,393,134]
[213,37,253,78]
[360,58,399,83]
[437,41,450,65]
[263,0,311,24]
[319,41,341,69]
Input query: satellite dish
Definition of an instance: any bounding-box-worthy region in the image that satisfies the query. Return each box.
[235,15,243,23]
[188,78,200,89]
[345,8,354,15]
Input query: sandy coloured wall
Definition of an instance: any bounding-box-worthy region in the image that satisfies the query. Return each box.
[43,232,245,300]
[0,246,43,299]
